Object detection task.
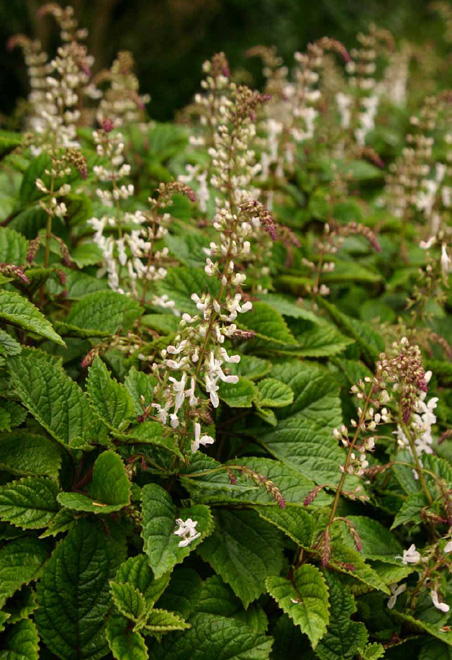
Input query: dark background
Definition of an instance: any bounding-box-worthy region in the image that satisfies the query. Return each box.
[0,0,444,122]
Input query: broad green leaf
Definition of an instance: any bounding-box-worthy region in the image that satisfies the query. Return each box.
[71,242,103,267]
[197,575,268,633]
[106,615,148,660]
[36,519,126,660]
[0,400,27,430]
[390,611,452,647]
[419,641,451,659]
[142,608,190,634]
[329,543,390,594]
[197,509,284,608]
[286,319,354,357]
[110,582,147,623]
[0,432,62,479]
[0,227,28,265]
[0,537,49,608]
[256,378,293,408]
[124,367,158,415]
[0,289,64,346]
[39,508,76,539]
[86,356,135,430]
[256,293,320,324]
[270,613,306,660]
[141,483,213,579]
[155,568,203,618]
[121,422,184,458]
[230,355,271,381]
[336,516,403,563]
[391,492,428,529]
[0,476,59,529]
[58,450,131,514]
[218,377,257,408]
[0,130,21,161]
[9,351,92,445]
[0,329,22,356]
[316,573,368,660]
[239,301,297,346]
[266,565,330,648]
[66,290,142,334]
[140,313,181,335]
[0,619,39,660]
[256,506,314,548]
[114,555,170,608]
[19,153,51,203]
[147,612,273,659]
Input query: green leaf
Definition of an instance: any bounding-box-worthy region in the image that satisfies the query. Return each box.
[121,422,184,459]
[36,519,126,660]
[147,612,273,659]
[9,351,92,446]
[239,301,297,345]
[336,516,403,562]
[256,378,293,408]
[0,619,39,660]
[0,289,64,346]
[157,267,219,315]
[58,450,131,514]
[256,506,314,548]
[286,319,354,357]
[111,581,148,623]
[419,641,451,660]
[0,537,49,608]
[0,432,62,479]
[141,483,213,579]
[66,290,142,334]
[106,615,148,660]
[316,573,368,660]
[390,612,452,647]
[197,509,284,608]
[3,585,38,624]
[86,356,135,430]
[71,242,103,267]
[143,608,190,634]
[0,130,21,161]
[0,476,60,529]
[391,492,428,529]
[156,568,203,619]
[218,377,257,408]
[114,555,170,608]
[197,575,268,633]
[266,565,330,648]
[0,329,22,356]
[124,367,158,415]
[329,543,390,594]
[39,508,76,539]
[0,227,28,265]
[360,642,386,660]
[19,153,51,203]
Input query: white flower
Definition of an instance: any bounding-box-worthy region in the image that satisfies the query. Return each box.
[441,244,452,276]
[431,590,450,613]
[397,544,421,565]
[174,517,201,547]
[387,582,407,609]
[191,422,215,453]
[444,541,452,553]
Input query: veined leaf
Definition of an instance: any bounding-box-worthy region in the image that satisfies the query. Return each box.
[58,450,131,514]
[155,568,203,619]
[218,377,257,408]
[9,351,92,446]
[256,378,294,408]
[0,227,27,265]
[114,555,170,608]
[66,290,142,334]
[142,608,190,634]
[86,356,135,430]
[266,565,330,648]
[239,301,297,346]
[141,483,213,579]
[106,615,148,660]
[0,619,39,660]
[256,506,314,548]
[36,519,126,660]
[0,289,64,346]
[0,432,62,479]
[0,537,49,608]
[111,581,147,623]
[197,509,284,608]
[0,476,59,529]
[124,367,158,415]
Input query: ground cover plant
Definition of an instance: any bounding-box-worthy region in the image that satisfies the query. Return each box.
[1,3,452,658]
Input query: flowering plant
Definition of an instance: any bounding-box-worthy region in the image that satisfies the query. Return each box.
[1,5,452,659]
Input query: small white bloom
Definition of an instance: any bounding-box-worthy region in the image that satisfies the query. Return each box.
[191,422,215,453]
[174,517,201,547]
[431,590,450,613]
[444,541,452,553]
[387,582,406,609]
[397,544,421,565]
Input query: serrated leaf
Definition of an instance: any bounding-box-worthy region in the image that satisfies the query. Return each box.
[286,319,354,357]
[120,422,184,458]
[147,612,273,659]
[256,506,314,548]
[218,377,257,408]
[36,519,126,660]
[360,642,386,659]
[336,516,403,562]
[0,432,62,479]
[58,450,131,514]
[106,614,148,660]
[111,581,148,622]
[156,568,203,618]
[0,619,39,660]
[256,378,293,408]
[66,290,142,334]
[239,301,297,346]
[316,573,368,660]
[3,585,38,624]
[124,368,158,415]
[266,565,330,648]
[86,356,135,430]
[9,351,92,446]
[197,509,284,608]
[115,555,170,608]
[143,608,190,634]
[0,476,59,529]
[330,543,390,594]
[390,611,452,647]
[0,227,28,265]
[0,289,64,346]
[0,537,49,608]
[391,492,428,529]
[141,483,213,579]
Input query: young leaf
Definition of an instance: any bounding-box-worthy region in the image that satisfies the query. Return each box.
[9,351,92,446]
[58,450,131,514]
[266,565,330,648]
[197,509,284,608]
[0,476,60,529]
[0,289,64,346]
[106,614,148,660]
[0,537,49,608]
[110,581,148,623]
[142,608,190,634]
[86,356,135,430]
[114,555,171,608]
[36,519,126,660]
[141,483,213,579]
[65,290,142,334]
[0,619,39,660]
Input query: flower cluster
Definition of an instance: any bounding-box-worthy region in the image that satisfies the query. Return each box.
[173,517,200,547]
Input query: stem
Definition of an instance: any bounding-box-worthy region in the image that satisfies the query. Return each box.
[400,420,434,505]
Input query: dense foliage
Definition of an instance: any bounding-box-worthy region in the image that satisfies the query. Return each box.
[1,4,452,659]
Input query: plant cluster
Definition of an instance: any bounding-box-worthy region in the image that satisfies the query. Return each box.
[0,4,452,659]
